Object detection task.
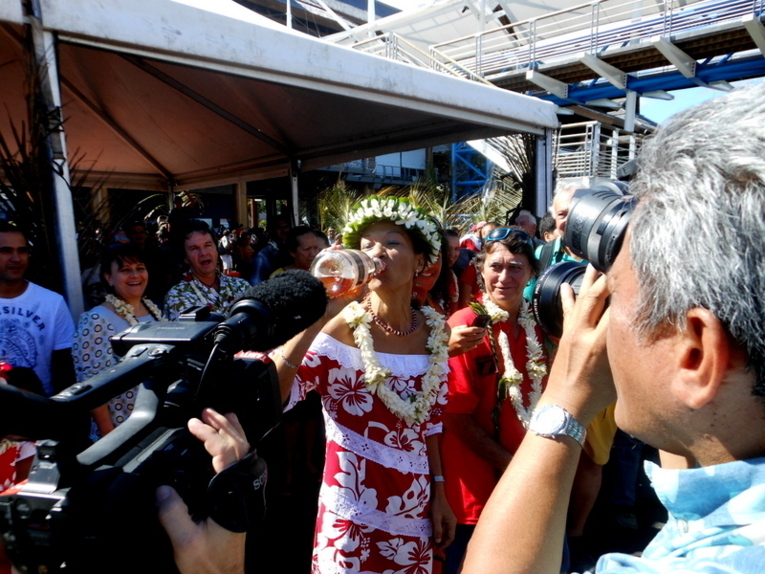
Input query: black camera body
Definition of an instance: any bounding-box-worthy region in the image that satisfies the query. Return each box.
[0,311,282,574]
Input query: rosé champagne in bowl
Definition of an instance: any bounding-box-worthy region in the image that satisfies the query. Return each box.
[310,249,385,298]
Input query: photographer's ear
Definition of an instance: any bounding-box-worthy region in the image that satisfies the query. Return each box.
[671,308,731,409]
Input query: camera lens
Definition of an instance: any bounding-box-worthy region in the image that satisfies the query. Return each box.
[564,182,635,272]
[532,261,587,338]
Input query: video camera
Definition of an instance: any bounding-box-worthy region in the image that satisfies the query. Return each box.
[0,270,327,574]
[532,181,635,337]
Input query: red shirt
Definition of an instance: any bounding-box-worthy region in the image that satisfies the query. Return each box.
[442,306,548,524]
[458,261,482,305]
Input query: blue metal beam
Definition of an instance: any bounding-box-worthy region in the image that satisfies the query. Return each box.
[537,56,765,106]
[451,143,492,201]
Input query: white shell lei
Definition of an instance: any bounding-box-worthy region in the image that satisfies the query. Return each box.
[105,294,165,326]
[482,296,547,428]
[343,301,449,425]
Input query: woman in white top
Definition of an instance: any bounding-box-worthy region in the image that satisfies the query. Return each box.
[72,244,164,436]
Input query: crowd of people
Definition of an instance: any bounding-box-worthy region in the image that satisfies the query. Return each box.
[2,83,765,574]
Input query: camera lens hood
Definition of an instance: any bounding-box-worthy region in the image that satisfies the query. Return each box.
[565,182,635,272]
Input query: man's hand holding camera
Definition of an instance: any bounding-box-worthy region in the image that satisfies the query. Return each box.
[545,265,616,427]
[157,409,249,574]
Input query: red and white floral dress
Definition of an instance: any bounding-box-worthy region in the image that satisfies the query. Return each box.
[289,331,448,574]
[0,439,35,491]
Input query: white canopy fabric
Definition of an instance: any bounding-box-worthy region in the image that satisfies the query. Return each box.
[0,0,557,316]
[0,0,558,192]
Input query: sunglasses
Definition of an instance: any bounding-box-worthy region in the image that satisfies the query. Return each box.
[484,227,534,246]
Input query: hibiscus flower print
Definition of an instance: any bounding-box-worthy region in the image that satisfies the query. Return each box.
[314,544,361,573]
[385,475,429,519]
[378,537,407,561]
[327,367,374,416]
[387,373,412,395]
[383,427,422,454]
[379,538,431,574]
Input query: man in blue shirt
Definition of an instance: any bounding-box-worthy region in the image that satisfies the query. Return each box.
[463,83,765,574]
[249,218,290,285]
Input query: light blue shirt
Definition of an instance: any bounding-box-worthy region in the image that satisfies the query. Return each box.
[592,458,765,573]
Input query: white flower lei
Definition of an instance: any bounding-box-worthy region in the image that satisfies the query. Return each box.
[343,301,448,425]
[482,296,547,428]
[105,294,165,326]
[342,197,442,265]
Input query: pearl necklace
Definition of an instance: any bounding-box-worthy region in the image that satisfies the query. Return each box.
[105,294,164,326]
[473,297,547,428]
[343,302,448,424]
[363,296,418,336]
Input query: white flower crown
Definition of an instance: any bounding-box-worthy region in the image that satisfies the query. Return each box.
[342,196,441,265]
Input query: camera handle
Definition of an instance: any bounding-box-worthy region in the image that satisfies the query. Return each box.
[207,450,268,532]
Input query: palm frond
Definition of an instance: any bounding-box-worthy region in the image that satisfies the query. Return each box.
[315,179,365,233]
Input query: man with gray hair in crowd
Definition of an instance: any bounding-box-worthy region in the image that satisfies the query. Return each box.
[462,83,765,573]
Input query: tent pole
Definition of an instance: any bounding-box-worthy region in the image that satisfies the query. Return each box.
[534,128,554,217]
[29,2,83,319]
[289,160,300,226]
[234,182,248,228]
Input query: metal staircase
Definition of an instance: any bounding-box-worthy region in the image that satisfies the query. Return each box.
[554,122,642,180]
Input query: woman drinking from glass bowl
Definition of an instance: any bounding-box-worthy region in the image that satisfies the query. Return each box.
[72,244,164,437]
[274,196,456,574]
[439,228,550,574]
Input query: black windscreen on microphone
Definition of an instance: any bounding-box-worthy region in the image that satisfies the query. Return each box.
[212,270,328,353]
[0,385,64,439]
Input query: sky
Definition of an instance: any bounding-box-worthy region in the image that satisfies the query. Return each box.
[640,78,764,125]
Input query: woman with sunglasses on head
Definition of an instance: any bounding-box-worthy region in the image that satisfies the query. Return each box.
[440,228,551,574]
[72,244,164,438]
[274,196,456,574]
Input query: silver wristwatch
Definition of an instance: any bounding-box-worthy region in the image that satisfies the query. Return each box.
[529,405,586,447]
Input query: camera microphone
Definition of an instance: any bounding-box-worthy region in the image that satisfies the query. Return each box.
[212,270,328,354]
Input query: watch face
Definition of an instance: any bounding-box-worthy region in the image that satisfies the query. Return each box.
[537,406,567,434]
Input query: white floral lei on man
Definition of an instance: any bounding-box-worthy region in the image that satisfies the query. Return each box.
[472,297,547,428]
[342,301,449,425]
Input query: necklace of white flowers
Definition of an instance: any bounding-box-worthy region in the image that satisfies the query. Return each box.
[105,294,165,326]
[342,301,449,425]
[189,275,221,308]
[470,296,547,429]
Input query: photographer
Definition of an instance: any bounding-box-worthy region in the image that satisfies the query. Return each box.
[461,83,765,573]
[0,407,248,574]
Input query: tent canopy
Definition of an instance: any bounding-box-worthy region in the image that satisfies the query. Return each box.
[0,0,558,192]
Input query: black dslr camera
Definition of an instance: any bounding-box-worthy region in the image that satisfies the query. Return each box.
[0,270,327,574]
[532,181,635,337]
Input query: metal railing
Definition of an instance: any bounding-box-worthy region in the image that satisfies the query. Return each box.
[555,121,643,179]
[429,0,758,80]
[344,32,492,84]
[324,160,425,182]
